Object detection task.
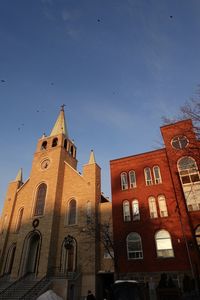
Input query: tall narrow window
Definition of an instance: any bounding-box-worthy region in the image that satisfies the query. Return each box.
[144,168,153,186]
[86,201,91,224]
[153,166,162,184]
[148,197,158,218]
[41,141,47,150]
[129,171,136,188]
[132,200,140,221]
[34,183,47,216]
[158,195,168,217]
[64,139,68,150]
[1,214,7,234]
[68,199,77,225]
[70,145,74,156]
[52,137,58,147]
[127,232,143,259]
[195,226,200,250]
[15,208,24,233]
[155,230,174,258]
[121,172,128,190]
[123,200,131,222]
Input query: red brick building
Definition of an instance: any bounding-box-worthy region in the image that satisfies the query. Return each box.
[110,119,200,289]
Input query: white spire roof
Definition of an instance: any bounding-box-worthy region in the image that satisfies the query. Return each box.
[50,105,68,137]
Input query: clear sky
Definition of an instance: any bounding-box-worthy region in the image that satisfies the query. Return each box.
[0,0,200,214]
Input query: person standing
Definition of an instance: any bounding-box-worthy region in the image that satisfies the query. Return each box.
[87,290,96,300]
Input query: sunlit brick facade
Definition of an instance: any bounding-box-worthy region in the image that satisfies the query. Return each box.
[0,108,113,300]
[110,119,200,288]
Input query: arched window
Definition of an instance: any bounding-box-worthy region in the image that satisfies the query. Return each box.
[148,197,158,218]
[73,148,76,158]
[123,200,131,222]
[144,168,153,186]
[34,183,47,216]
[68,199,77,225]
[15,208,24,233]
[127,232,143,259]
[41,141,47,150]
[52,137,58,147]
[158,195,168,217]
[195,226,200,250]
[129,171,136,188]
[121,172,128,190]
[70,145,74,156]
[132,200,140,221]
[153,166,162,184]
[178,157,200,211]
[86,201,91,224]
[155,230,174,258]
[64,139,68,150]
[178,157,200,185]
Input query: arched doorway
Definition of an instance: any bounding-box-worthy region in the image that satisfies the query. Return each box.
[4,243,16,274]
[21,231,41,276]
[60,235,76,274]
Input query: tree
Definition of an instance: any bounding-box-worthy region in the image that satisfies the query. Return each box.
[162,88,200,138]
[84,213,120,277]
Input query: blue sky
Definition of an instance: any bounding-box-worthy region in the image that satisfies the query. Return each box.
[0,0,200,214]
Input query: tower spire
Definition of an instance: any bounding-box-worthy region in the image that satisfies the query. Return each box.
[88,150,96,164]
[15,168,23,182]
[50,105,68,137]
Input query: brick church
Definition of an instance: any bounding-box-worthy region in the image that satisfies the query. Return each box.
[110,119,200,292]
[0,107,113,299]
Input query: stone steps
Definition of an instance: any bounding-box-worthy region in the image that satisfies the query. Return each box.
[0,274,51,300]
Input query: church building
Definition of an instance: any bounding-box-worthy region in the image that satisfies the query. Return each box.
[0,107,113,299]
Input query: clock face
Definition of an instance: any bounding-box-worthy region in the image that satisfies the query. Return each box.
[41,159,50,170]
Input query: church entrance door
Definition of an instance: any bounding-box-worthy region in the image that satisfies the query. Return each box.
[25,233,40,274]
[67,246,74,272]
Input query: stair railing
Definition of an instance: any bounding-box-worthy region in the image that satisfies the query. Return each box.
[20,275,50,300]
[0,273,27,297]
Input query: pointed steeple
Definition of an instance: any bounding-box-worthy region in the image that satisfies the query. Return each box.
[88,150,96,164]
[50,105,68,137]
[15,168,23,182]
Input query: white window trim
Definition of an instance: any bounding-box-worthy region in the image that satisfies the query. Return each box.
[132,199,140,221]
[144,167,153,186]
[127,232,143,260]
[153,166,162,184]
[123,200,131,222]
[158,195,168,217]
[155,230,174,258]
[129,170,137,188]
[148,197,158,218]
[121,172,128,190]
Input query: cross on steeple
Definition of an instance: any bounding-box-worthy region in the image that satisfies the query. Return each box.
[60,104,66,111]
